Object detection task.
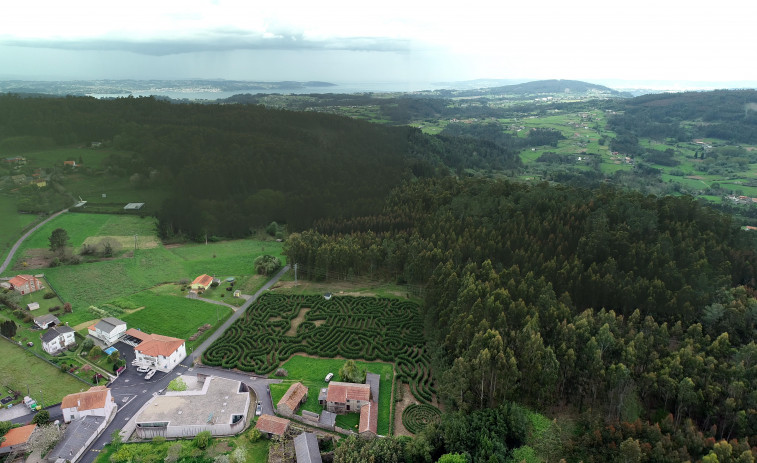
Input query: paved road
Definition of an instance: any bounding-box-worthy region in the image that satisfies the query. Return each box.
[76,265,290,463]
[0,208,68,275]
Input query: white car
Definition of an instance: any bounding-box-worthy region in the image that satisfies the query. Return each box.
[255,402,262,416]
[136,366,149,373]
[325,372,334,382]
[144,369,156,380]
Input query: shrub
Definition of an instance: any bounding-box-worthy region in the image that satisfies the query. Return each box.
[247,428,262,443]
[167,377,187,391]
[63,303,72,313]
[275,368,288,377]
[43,292,56,299]
[81,338,93,350]
[152,436,166,445]
[31,410,50,425]
[194,431,212,449]
[48,306,60,312]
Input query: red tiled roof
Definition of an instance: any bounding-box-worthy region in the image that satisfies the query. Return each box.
[8,275,35,287]
[359,401,378,435]
[192,274,213,287]
[133,333,184,357]
[278,382,308,412]
[0,424,36,448]
[326,382,370,403]
[255,414,290,436]
[125,328,150,341]
[61,386,109,411]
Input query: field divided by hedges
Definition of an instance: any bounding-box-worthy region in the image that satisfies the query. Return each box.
[203,293,437,405]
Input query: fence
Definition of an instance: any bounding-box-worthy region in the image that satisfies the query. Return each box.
[0,334,94,388]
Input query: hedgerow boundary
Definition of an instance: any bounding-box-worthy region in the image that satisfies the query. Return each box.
[202,293,437,405]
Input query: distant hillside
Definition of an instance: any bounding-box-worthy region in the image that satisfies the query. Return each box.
[458,79,629,97]
[608,89,757,143]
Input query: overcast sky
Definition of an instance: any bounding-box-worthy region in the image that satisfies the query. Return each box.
[1,0,755,86]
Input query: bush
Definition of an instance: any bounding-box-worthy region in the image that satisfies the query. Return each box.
[48,306,60,312]
[194,431,212,449]
[167,377,187,391]
[43,292,56,299]
[247,428,262,443]
[31,410,50,425]
[81,338,93,350]
[63,302,72,313]
[275,368,288,377]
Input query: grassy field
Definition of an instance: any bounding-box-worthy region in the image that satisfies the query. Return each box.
[0,196,39,255]
[270,355,394,435]
[0,337,90,406]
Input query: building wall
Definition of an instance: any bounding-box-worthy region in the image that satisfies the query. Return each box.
[136,419,247,439]
[42,333,75,354]
[135,343,186,372]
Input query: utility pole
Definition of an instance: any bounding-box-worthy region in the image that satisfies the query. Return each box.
[134,234,138,257]
[294,263,298,283]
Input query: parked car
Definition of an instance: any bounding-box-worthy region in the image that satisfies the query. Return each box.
[137,366,149,373]
[144,369,156,380]
[325,372,334,382]
[255,402,262,416]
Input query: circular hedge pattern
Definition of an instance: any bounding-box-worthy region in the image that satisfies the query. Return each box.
[402,404,441,434]
[203,294,436,403]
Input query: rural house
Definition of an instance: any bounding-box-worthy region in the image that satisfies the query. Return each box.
[42,325,76,355]
[277,382,308,417]
[318,381,371,414]
[190,274,213,291]
[87,317,127,346]
[255,414,290,439]
[127,328,186,372]
[8,274,42,295]
[135,375,250,439]
[294,432,323,463]
[0,424,36,456]
[33,314,60,330]
[61,386,117,423]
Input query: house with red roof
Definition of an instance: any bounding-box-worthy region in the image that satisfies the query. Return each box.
[190,274,213,291]
[61,386,116,423]
[0,424,36,455]
[318,381,371,414]
[8,275,42,295]
[127,328,186,372]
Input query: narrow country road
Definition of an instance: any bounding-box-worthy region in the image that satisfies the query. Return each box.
[0,208,68,275]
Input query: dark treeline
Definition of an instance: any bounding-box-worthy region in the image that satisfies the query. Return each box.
[0,94,520,238]
[608,90,757,144]
[286,178,757,461]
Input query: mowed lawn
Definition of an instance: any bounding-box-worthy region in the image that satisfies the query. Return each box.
[270,355,394,435]
[117,289,233,348]
[0,338,88,405]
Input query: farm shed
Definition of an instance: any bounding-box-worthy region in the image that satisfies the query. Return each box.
[27,302,40,311]
[33,314,60,330]
[255,414,290,439]
[135,375,250,439]
[294,432,323,463]
[277,382,308,417]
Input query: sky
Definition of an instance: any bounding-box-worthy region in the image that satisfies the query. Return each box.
[1,0,756,87]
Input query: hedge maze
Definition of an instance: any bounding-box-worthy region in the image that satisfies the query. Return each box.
[203,294,438,408]
[401,404,442,434]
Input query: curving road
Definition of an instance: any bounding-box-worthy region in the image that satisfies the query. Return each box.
[0,208,68,275]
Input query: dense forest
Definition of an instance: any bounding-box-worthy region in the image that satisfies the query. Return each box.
[0,94,519,236]
[286,178,757,462]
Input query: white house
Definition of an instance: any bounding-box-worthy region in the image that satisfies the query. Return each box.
[127,328,186,372]
[41,325,76,355]
[87,317,127,346]
[61,386,117,423]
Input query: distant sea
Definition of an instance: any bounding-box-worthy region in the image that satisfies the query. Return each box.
[87,81,449,100]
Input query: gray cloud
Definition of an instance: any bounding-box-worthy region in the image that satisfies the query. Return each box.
[0,29,411,55]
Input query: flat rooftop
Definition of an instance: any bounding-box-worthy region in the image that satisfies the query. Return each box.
[123,202,145,210]
[137,376,249,427]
